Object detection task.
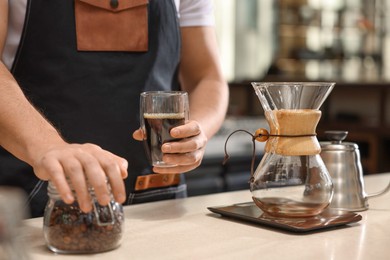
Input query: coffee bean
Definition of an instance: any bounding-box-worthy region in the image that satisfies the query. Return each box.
[44,200,124,253]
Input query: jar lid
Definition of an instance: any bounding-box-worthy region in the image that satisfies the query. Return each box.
[320,131,359,151]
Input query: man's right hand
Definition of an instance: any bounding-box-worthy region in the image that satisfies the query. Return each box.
[33,142,128,213]
[0,0,129,213]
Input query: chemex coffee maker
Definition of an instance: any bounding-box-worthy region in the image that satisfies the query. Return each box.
[249,82,335,218]
[222,81,390,221]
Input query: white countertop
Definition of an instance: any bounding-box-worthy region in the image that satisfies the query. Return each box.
[22,173,390,260]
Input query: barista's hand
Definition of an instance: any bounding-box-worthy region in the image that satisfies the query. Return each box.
[132,120,207,173]
[32,143,128,213]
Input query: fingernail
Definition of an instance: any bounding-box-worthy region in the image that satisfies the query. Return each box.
[163,144,171,152]
[81,203,93,213]
[64,193,74,203]
[116,193,126,203]
[122,160,128,170]
[171,129,179,137]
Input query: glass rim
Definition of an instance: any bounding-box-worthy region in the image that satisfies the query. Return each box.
[140,91,188,97]
[251,81,336,86]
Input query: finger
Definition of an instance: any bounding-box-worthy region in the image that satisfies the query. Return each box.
[61,158,92,212]
[76,152,111,206]
[163,149,203,166]
[36,157,74,204]
[153,159,201,174]
[116,157,129,179]
[92,152,127,204]
[162,135,205,154]
[170,121,201,139]
[132,128,144,141]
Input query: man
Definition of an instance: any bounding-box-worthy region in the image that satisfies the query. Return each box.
[0,0,228,217]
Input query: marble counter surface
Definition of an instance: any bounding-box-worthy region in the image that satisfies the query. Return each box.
[23,173,390,260]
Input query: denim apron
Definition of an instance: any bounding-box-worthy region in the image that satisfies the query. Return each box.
[0,0,186,217]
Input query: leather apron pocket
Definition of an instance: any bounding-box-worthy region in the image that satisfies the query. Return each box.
[74,0,149,51]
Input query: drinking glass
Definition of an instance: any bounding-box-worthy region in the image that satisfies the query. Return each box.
[140,91,189,167]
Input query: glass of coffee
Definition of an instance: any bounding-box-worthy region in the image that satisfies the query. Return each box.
[140,91,189,167]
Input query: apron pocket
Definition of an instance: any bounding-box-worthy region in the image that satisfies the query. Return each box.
[74,0,149,51]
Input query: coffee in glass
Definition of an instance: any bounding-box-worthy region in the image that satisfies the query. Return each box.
[140,91,189,167]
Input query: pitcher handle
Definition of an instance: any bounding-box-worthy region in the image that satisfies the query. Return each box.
[367,179,390,199]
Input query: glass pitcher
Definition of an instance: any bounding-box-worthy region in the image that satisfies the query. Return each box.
[250,82,335,217]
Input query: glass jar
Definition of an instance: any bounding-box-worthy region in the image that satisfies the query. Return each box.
[43,181,124,254]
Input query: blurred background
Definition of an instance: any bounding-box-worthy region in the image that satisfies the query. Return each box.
[214,0,389,83]
[185,0,390,196]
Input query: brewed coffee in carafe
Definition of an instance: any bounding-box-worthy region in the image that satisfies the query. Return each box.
[250,82,335,217]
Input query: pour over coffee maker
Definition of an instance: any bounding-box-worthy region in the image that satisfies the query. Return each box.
[250,82,335,218]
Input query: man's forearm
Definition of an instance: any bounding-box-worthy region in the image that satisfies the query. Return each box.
[187,79,228,139]
[0,62,66,166]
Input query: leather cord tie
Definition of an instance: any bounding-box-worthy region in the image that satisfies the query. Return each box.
[222,128,317,183]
